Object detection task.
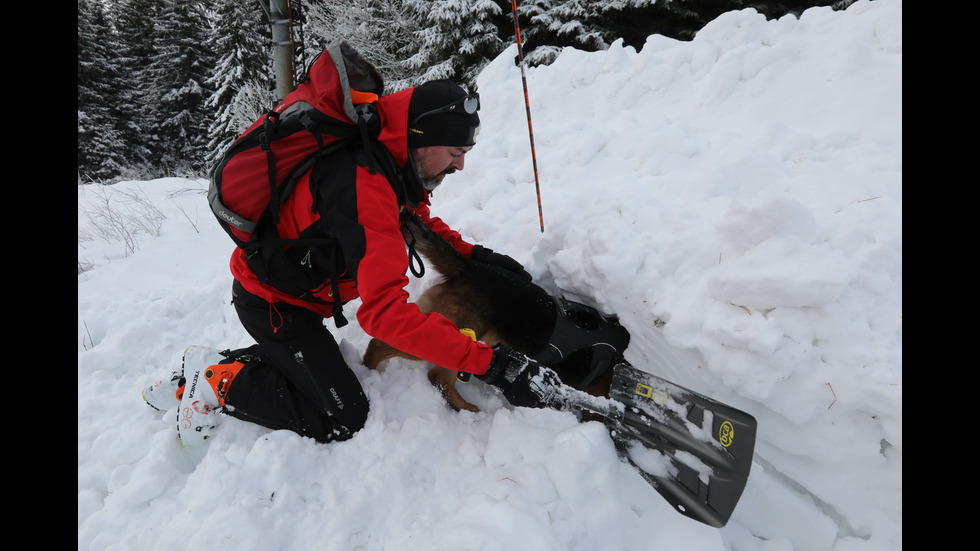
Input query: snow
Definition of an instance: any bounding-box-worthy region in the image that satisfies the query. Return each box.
[77,1,901,549]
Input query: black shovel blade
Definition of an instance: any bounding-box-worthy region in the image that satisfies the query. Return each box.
[605,363,757,528]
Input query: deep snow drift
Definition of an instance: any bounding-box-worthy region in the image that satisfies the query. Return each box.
[78,1,901,549]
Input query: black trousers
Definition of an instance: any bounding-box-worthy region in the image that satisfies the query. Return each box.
[224,280,369,442]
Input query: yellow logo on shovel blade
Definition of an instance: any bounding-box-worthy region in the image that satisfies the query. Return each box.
[719,420,735,447]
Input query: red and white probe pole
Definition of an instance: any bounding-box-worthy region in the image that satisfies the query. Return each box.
[510,0,544,233]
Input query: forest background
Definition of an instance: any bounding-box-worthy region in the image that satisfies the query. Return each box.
[77,0,857,182]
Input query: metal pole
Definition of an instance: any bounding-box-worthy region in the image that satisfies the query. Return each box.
[268,0,294,101]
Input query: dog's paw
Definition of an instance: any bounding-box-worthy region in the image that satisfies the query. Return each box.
[427,366,481,412]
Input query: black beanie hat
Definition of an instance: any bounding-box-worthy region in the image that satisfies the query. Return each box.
[408,80,480,148]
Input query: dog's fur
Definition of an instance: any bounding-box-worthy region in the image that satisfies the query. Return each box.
[362,213,614,412]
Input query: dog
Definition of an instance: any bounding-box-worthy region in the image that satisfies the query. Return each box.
[362,212,629,412]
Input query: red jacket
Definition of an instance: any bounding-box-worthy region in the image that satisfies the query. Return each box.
[230,87,494,376]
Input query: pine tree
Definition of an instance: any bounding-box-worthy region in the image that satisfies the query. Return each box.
[457,0,506,88]
[518,0,607,66]
[78,0,128,182]
[204,0,274,170]
[145,0,216,176]
[305,0,423,92]
[112,0,166,176]
[404,0,504,90]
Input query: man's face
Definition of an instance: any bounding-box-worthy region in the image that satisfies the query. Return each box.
[411,145,472,192]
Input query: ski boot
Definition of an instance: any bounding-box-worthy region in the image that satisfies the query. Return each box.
[176,346,246,447]
[142,368,185,412]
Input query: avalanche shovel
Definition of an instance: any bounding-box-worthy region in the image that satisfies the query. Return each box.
[532,362,757,528]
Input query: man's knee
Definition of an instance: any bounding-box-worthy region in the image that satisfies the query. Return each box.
[313,396,369,443]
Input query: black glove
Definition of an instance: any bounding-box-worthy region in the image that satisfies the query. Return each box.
[479,344,565,409]
[471,245,532,281]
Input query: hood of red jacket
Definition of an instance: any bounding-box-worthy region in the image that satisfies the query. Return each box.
[377,87,435,207]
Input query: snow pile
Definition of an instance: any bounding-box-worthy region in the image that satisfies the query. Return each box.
[78,1,901,549]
